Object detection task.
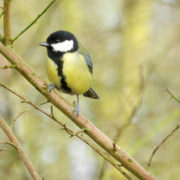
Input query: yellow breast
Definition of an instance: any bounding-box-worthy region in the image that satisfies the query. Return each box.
[62,52,92,94]
[47,58,61,88]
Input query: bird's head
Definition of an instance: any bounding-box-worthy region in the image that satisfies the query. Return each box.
[40,30,79,59]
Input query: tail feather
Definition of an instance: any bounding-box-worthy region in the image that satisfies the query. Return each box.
[83,87,99,99]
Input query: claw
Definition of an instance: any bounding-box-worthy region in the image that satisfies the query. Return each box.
[72,95,80,118]
[48,83,55,93]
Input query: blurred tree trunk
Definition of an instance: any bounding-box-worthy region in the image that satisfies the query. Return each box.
[119,0,154,125]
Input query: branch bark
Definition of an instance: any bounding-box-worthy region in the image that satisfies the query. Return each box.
[0,42,157,180]
[0,116,42,180]
[3,0,11,44]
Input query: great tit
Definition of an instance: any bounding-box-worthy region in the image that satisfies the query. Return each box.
[40,30,99,117]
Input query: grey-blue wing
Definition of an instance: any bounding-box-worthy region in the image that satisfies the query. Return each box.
[83,53,93,73]
[78,46,93,73]
[78,45,99,99]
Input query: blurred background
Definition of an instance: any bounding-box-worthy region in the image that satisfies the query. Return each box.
[0,0,180,179]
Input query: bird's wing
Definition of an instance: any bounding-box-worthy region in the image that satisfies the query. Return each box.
[83,87,99,99]
[78,43,93,73]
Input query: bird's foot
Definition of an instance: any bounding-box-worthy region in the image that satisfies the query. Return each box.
[48,83,55,93]
[72,103,80,118]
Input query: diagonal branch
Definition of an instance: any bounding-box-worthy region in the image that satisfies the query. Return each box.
[147,124,180,169]
[11,0,56,43]
[0,42,156,180]
[0,116,42,180]
[166,89,180,104]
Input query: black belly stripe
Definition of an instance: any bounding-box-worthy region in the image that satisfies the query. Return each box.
[54,58,72,93]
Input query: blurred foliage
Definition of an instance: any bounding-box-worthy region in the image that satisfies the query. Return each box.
[0,0,180,180]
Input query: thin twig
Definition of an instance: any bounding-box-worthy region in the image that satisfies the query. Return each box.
[11,0,56,43]
[21,99,66,127]
[3,0,11,44]
[0,140,17,149]
[0,116,42,180]
[10,110,29,129]
[0,82,26,100]
[147,125,180,169]
[0,11,4,18]
[50,105,55,118]
[166,89,180,104]
[0,64,16,69]
[0,82,127,177]
[40,100,50,105]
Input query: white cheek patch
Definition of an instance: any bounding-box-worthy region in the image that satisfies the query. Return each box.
[51,40,74,52]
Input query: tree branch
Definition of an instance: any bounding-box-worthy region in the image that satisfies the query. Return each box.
[10,110,29,129]
[0,82,128,178]
[0,116,42,180]
[11,0,56,43]
[166,89,180,104]
[3,0,11,44]
[147,124,180,169]
[0,42,157,180]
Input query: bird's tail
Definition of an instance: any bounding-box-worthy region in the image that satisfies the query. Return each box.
[83,87,99,99]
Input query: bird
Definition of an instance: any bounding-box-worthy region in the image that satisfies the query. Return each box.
[39,30,99,117]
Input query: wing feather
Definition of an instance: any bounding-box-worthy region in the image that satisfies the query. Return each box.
[78,44,93,73]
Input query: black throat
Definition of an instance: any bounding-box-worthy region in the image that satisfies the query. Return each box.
[47,49,72,93]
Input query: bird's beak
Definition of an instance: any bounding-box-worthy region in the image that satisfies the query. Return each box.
[39,42,49,47]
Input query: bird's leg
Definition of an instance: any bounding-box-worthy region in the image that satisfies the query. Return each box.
[73,95,80,118]
[48,83,56,93]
